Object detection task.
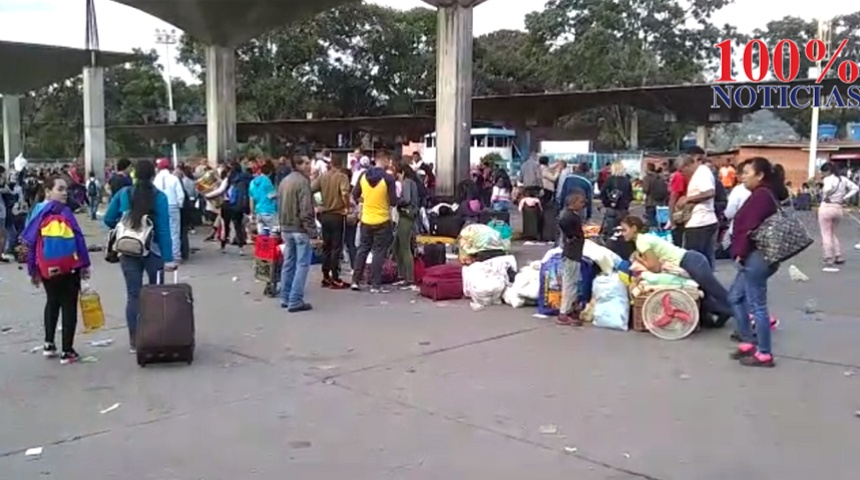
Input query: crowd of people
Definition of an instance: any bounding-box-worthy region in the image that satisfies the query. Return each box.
[5,142,855,368]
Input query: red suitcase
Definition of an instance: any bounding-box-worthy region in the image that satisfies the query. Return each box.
[420,264,463,301]
[136,271,195,366]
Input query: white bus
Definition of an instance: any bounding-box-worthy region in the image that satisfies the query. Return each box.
[422,127,516,168]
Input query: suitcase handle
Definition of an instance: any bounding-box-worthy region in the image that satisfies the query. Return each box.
[156,270,179,284]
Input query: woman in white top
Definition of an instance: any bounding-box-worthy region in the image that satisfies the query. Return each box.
[722,159,752,249]
[818,162,859,270]
[491,171,513,212]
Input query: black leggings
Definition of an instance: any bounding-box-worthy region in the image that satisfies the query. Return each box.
[220,206,246,248]
[43,272,81,352]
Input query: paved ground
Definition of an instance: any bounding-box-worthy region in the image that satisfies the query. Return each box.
[1,211,859,479]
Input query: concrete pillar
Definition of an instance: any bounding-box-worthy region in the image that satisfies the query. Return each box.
[2,95,22,171]
[206,45,237,167]
[629,110,639,150]
[83,67,106,181]
[433,3,475,197]
[695,125,709,150]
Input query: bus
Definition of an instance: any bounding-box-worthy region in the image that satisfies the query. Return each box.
[422,128,517,168]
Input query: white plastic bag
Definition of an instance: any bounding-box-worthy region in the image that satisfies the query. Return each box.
[512,265,540,300]
[582,240,622,274]
[502,287,526,308]
[463,261,507,306]
[592,274,629,331]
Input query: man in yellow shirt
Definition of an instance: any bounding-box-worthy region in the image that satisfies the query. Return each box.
[350,151,398,293]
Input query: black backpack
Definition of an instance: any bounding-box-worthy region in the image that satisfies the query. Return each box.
[648,174,668,203]
[87,180,99,198]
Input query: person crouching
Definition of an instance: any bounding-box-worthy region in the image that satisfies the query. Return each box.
[22,176,91,364]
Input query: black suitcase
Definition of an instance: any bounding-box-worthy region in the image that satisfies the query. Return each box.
[136,271,195,366]
[521,204,542,240]
[423,243,447,268]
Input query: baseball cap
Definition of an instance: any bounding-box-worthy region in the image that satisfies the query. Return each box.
[156,158,170,169]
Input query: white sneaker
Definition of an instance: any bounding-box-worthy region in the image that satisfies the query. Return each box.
[823,266,840,273]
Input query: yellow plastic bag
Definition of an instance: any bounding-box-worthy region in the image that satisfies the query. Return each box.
[79,286,105,333]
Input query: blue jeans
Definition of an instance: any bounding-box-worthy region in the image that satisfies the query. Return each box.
[680,250,732,318]
[119,254,164,344]
[280,232,312,308]
[88,197,99,220]
[728,250,778,354]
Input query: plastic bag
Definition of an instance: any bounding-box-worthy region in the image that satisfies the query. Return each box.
[79,285,105,333]
[592,274,629,331]
[502,287,526,308]
[463,261,507,306]
[512,265,540,300]
[537,253,563,315]
[582,239,622,274]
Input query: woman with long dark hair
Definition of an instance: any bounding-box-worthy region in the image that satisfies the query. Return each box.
[103,159,175,352]
[221,161,252,255]
[727,157,786,367]
[22,175,91,364]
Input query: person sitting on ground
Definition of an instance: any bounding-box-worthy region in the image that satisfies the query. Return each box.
[557,191,586,326]
[619,215,733,328]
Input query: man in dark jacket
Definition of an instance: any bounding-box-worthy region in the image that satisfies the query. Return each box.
[277,155,319,313]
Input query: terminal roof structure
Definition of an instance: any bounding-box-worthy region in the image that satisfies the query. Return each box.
[110,0,359,46]
[0,41,141,94]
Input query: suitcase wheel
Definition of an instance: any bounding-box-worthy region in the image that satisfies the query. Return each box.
[263,282,276,298]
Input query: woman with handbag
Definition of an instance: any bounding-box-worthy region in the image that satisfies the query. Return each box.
[728,157,791,368]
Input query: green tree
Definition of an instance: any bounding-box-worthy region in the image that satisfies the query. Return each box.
[753,12,860,138]
[473,29,553,96]
[177,4,437,121]
[524,0,733,149]
[21,48,203,158]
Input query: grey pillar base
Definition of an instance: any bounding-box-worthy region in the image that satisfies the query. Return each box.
[2,95,22,171]
[433,4,475,198]
[206,45,237,167]
[83,67,106,182]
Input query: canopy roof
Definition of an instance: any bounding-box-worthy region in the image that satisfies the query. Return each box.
[108,115,439,143]
[415,78,852,126]
[111,0,359,46]
[0,41,142,94]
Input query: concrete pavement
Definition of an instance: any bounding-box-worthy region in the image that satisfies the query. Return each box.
[0,212,859,479]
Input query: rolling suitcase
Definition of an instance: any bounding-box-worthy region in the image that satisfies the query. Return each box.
[136,271,195,367]
[420,264,463,301]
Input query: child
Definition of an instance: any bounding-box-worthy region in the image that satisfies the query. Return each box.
[557,191,586,326]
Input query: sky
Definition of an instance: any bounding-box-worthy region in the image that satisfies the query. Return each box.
[0,0,852,84]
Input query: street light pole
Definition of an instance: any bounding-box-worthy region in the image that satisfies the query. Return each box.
[808,18,832,180]
[155,28,178,168]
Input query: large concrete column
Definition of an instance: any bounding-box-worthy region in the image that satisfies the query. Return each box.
[2,95,22,170]
[206,45,237,167]
[83,67,106,181]
[432,1,482,197]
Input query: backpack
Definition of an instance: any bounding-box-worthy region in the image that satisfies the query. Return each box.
[87,180,99,198]
[227,181,249,213]
[113,189,154,257]
[114,212,154,257]
[648,174,668,203]
[35,204,80,278]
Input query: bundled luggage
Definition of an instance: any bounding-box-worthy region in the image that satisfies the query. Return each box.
[420,264,463,301]
[136,271,195,367]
